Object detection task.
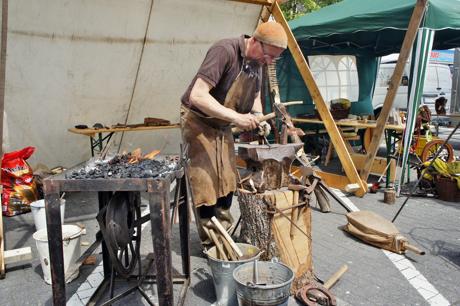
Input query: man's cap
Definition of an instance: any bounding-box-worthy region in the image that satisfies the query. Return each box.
[253,21,288,49]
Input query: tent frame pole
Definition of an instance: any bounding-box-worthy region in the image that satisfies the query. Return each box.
[360,0,428,182]
[268,2,368,196]
[231,0,367,196]
[232,0,273,5]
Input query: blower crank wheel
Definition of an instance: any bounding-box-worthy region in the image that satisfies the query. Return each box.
[97,191,142,278]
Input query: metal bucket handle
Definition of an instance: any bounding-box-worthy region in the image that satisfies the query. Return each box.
[63,228,82,245]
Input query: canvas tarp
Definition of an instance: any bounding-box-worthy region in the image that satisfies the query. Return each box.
[288,0,460,56]
[276,0,460,188]
[3,0,262,167]
[277,0,460,114]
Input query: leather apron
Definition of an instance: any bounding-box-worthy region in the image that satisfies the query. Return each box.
[181,60,260,207]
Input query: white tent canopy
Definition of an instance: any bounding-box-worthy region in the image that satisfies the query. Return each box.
[3,0,262,167]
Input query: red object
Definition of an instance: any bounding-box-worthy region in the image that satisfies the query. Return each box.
[1,146,38,216]
[370,182,380,193]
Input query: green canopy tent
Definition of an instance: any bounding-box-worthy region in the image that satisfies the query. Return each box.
[276,0,460,190]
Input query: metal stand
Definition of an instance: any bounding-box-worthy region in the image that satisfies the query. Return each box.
[43,155,191,306]
[392,121,460,222]
[385,129,401,187]
[89,132,114,156]
[88,253,157,306]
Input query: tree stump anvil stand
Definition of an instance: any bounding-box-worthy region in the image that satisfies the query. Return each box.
[237,143,314,292]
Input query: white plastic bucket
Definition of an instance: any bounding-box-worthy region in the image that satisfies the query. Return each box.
[33,224,82,284]
[30,199,66,231]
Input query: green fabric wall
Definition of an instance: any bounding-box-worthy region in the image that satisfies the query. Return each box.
[352,55,379,115]
[273,54,378,118]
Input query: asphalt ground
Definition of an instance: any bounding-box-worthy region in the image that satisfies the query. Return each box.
[1,126,459,306]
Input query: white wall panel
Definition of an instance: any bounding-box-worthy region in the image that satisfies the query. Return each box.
[4,0,261,167]
[121,0,260,155]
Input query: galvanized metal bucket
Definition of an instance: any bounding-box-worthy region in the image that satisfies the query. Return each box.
[205,243,261,306]
[233,260,294,306]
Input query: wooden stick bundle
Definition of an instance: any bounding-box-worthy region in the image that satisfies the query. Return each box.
[208,229,227,261]
[210,217,243,261]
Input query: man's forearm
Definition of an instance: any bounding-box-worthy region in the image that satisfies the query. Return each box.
[192,92,239,123]
[189,77,239,123]
[189,78,259,130]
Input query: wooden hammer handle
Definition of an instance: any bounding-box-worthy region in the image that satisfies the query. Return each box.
[231,112,276,134]
[324,264,348,289]
[404,243,425,255]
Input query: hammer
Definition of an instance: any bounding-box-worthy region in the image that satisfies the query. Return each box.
[231,101,302,134]
[296,265,348,306]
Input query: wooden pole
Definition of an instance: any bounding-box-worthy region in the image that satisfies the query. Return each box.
[230,0,273,5]
[269,2,367,196]
[360,0,427,182]
[0,0,8,279]
[208,229,228,261]
[230,0,289,5]
[324,264,348,289]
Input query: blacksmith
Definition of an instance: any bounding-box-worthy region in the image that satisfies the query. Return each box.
[180,21,287,244]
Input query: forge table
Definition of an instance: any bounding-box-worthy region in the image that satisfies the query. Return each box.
[43,161,190,306]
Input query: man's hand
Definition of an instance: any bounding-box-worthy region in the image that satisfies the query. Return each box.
[258,121,271,137]
[232,113,259,131]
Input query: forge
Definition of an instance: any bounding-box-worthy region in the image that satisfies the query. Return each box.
[43,150,191,306]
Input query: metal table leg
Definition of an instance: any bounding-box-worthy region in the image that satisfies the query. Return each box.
[178,176,190,278]
[89,132,114,157]
[148,180,173,306]
[385,130,392,188]
[98,132,103,152]
[90,137,96,157]
[44,183,65,306]
[98,191,112,278]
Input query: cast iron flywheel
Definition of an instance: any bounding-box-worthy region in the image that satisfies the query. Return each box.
[97,191,142,278]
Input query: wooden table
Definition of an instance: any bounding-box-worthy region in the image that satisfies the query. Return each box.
[293,118,405,187]
[292,118,405,131]
[68,124,180,156]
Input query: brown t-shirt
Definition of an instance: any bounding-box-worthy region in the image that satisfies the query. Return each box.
[181,35,261,111]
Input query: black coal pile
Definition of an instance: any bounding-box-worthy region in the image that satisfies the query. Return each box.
[66,154,177,179]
